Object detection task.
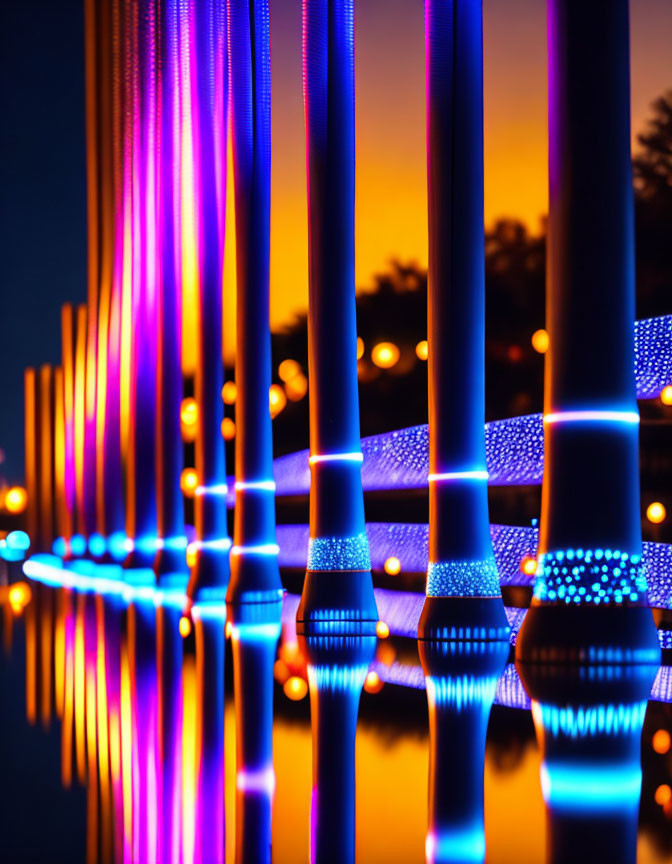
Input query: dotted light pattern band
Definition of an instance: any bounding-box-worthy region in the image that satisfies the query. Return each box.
[426,558,500,598]
[306,532,371,572]
[426,674,499,710]
[534,701,648,738]
[532,548,648,605]
[276,523,672,609]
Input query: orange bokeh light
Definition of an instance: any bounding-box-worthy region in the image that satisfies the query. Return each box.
[531,329,549,354]
[4,486,28,514]
[371,342,400,370]
[180,468,198,497]
[284,676,308,701]
[384,556,401,576]
[415,340,428,361]
[221,417,236,441]
[269,384,287,418]
[520,556,538,576]
[222,381,237,405]
[652,729,671,754]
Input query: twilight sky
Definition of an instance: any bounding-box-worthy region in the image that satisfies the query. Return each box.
[1,0,671,480]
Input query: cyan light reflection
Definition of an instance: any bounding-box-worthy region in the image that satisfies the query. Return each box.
[425,827,486,864]
[539,762,643,811]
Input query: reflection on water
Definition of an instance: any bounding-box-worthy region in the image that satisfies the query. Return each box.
[0,579,671,863]
[420,639,508,863]
[519,662,657,864]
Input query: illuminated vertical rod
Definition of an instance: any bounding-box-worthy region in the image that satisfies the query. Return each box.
[74,304,89,548]
[124,0,160,573]
[297,0,377,627]
[61,305,77,551]
[24,368,40,551]
[39,365,56,556]
[516,0,658,660]
[227,0,281,605]
[419,0,508,641]
[187,0,230,605]
[83,0,101,544]
[97,0,126,556]
[154,0,187,585]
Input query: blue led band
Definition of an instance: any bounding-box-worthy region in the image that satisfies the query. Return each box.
[306,532,371,572]
[426,558,500,598]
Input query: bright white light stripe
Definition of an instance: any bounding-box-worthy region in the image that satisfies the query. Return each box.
[308,452,364,466]
[192,538,232,551]
[543,410,640,425]
[190,603,228,621]
[230,544,280,556]
[236,766,276,796]
[234,480,276,492]
[194,484,229,496]
[428,470,489,482]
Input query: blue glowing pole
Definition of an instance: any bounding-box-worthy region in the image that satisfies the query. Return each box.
[420,640,508,864]
[229,607,282,864]
[156,603,184,864]
[419,0,508,640]
[192,608,226,864]
[297,0,377,628]
[187,0,231,606]
[516,0,658,661]
[226,0,282,607]
[124,0,159,573]
[517,662,656,864]
[154,0,188,588]
[303,634,376,864]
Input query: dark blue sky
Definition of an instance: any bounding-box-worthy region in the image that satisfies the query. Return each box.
[0,0,87,483]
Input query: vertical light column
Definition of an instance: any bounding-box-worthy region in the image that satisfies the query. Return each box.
[154,3,187,860]
[61,304,78,557]
[516,0,658,662]
[226,0,282,608]
[24,368,41,551]
[123,0,160,579]
[297,0,377,629]
[72,304,89,558]
[154,0,188,589]
[83,0,101,550]
[96,0,127,566]
[38,365,56,557]
[419,0,508,641]
[186,0,231,609]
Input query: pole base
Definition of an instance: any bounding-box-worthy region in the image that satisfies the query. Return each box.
[418,595,511,642]
[296,569,378,636]
[226,554,283,606]
[515,602,660,665]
